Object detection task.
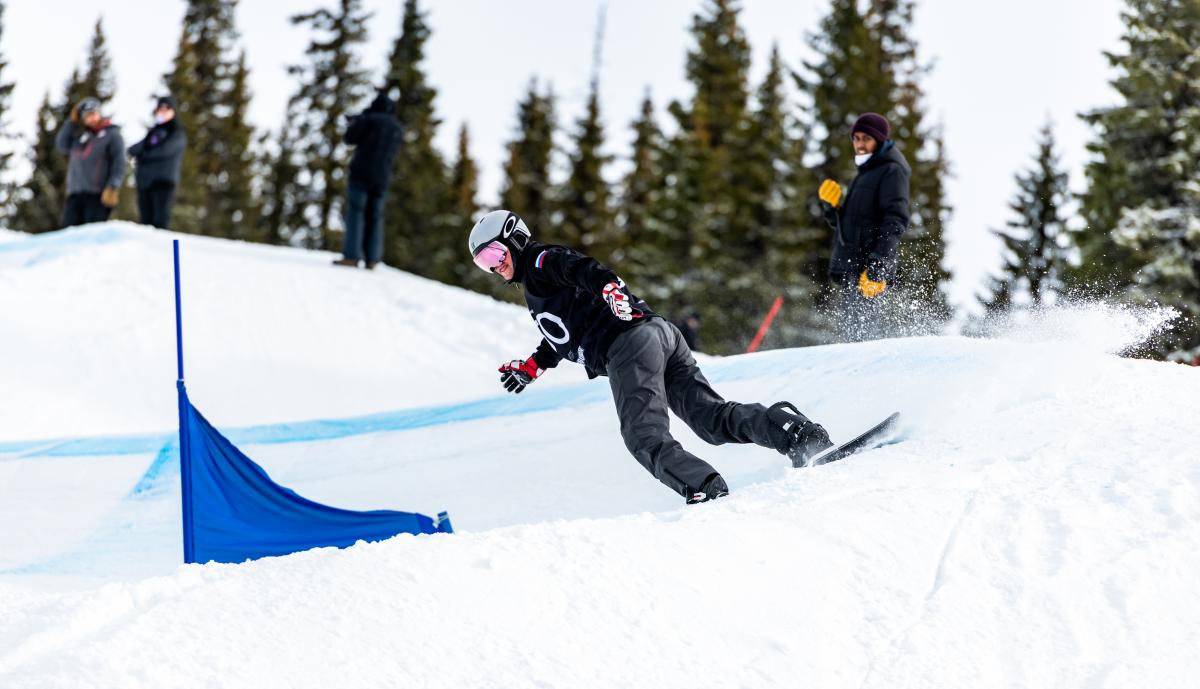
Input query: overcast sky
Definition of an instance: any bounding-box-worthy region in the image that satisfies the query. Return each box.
[2,0,1125,309]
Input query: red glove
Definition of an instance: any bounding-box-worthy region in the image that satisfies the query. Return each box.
[602,280,636,321]
[498,356,542,394]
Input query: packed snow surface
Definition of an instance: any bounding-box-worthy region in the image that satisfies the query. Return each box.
[2,224,1197,688]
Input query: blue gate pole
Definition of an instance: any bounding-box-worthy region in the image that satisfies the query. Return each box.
[174,240,196,564]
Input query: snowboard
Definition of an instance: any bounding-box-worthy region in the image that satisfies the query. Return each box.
[806,412,901,467]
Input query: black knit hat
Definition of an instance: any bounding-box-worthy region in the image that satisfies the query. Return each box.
[851,112,889,143]
[155,95,177,111]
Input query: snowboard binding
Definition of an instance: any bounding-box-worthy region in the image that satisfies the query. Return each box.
[767,402,834,468]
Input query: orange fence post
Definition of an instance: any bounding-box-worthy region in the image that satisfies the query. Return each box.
[746,295,784,353]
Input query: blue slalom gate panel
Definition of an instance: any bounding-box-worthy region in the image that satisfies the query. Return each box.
[179,388,451,565]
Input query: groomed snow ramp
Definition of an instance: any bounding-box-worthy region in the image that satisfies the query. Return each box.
[179,387,452,565]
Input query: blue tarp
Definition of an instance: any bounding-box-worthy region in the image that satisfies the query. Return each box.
[179,387,451,565]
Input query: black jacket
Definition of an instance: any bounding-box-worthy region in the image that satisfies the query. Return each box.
[515,241,656,378]
[128,119,186,187]
[345,94,402,192]
[825,140,911,281]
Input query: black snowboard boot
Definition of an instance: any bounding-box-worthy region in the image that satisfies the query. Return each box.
[767,402,834,468]
[686,473,730,505]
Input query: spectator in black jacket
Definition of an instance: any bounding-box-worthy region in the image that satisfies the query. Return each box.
[56,97,126,227]
[334,90,403,269]
[128,96,186,229]
[818,112,911,341]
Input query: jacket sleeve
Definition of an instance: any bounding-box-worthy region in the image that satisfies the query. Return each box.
[866,165,911,280]
[821,203,841,231]
[532,247,621,295]
[56,122,78,154]
[532,339,562,370]
[105,130,127,189]
[128,138,144,157]
[344,115,367,145]
[135,127,187,162]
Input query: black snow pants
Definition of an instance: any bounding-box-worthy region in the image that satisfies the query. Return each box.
[61,193,112,228]
[137,182,176,229]
[604,317,783,498]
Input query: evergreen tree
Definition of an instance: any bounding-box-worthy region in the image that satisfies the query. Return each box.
[7,94,62,232]
[614,91,670,292]
[0,1,14,221]
[383,0,455,276]
[1079,0,1200,357]
[71,19,116,106]
[656,0,754,352]
[1075,0,1200,300]
[164,0,257,237]
[736,45,827,348]
[447,123,514,300]
[557,78,614,257]
[981,121,1071,313]
[285,0,371,249]
[500,79,557,239]
[256,106,305,245]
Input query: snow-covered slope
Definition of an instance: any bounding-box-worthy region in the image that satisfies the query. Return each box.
[2,224,1198,688]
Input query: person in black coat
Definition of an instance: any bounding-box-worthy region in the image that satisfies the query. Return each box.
[128,96,187,229]
[818,112,911,341]
[334,90,403,269]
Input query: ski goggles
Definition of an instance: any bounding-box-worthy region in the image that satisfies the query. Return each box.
[472,240,509,273]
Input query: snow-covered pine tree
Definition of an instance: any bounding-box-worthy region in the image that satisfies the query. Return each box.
[1075,0,1200,358]
[981,120,1071,314]
[285,0,371,249]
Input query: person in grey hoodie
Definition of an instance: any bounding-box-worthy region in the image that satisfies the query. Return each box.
[56,97,126,227]
[128,95,186,229]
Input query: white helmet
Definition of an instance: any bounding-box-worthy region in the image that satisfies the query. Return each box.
[468,210,531,257]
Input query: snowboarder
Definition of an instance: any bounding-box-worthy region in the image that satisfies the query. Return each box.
[127,95,186,229]
[818,112,911,342]
[56,97,126,227]
[468,210,834,504]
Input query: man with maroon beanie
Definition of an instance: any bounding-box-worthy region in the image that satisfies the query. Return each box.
[817,112,911,341]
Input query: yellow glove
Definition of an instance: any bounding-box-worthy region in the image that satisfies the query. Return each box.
[818,178,842,207]
[100,186,120,209]
[859,270,886,298]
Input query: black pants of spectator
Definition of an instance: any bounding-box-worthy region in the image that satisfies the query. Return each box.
[605,318,785,498]
[62,193,112,228]
[343,182,386,264]
[137,182,176,229]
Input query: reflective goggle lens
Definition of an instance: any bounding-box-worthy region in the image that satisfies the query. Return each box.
[473,241,508,273]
